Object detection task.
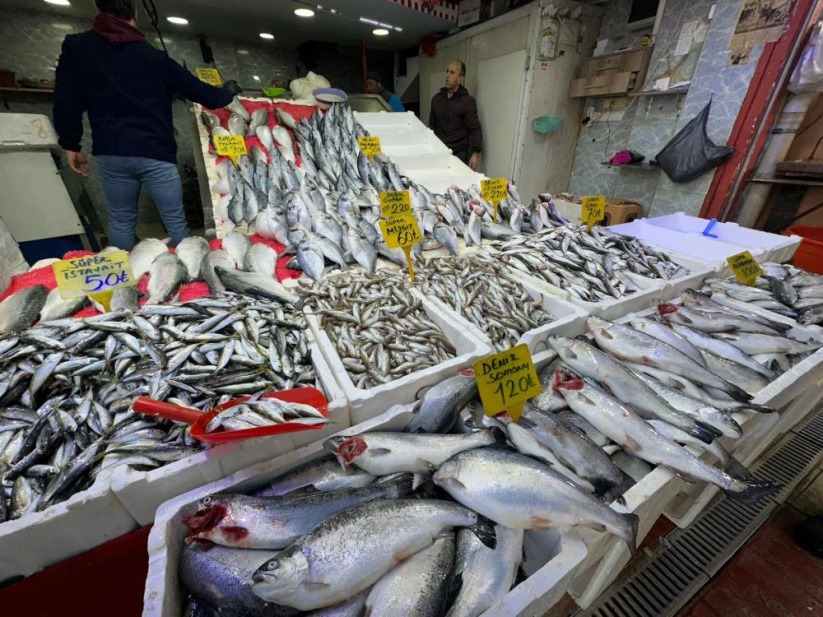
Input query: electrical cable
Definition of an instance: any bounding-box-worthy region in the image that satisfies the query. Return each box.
[141,0,168,55]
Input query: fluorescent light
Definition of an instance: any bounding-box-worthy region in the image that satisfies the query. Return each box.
[373,28,389,36]
[237,49,249,55]
[259,32,274,39]
[44,0,70,5]
[359,16,402,32]
[166,16,188,25]
[294,8,315,17]
[253,75,260,81]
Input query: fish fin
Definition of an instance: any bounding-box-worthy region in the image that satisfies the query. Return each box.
[393,547,416,564]
[529,516,554,530]
[724,456,754,481]
[622,513,640,556]
[438,475,467,492]
[691,423,719,444]
[740,403,776,414]
[641,355,657,366]
[726,384,754,403]
[599,329,614,340]
[622,436,641,453]
[303,582,332,591]
[488,426,510,446]
[725,478,781,504]
[375,472,415,498]
[471,515,497,549]
[515,565,529,586]
[367,448,392,456]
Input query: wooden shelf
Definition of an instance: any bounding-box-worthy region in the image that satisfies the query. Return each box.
[0,87,55,93]
[629,86,689,97]
[750,174,823,187]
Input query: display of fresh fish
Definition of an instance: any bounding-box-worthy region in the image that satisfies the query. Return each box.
[129,238,168,281]
[39,287,88,322]
[222,231,252,270]
[176,237,212,281]
[146,253,187,304]
[0,285,49,336]
[201,249,235,294]
[244,243,279,277]
[255,457,376,497]
[215,267,300,305]
[406,372,477,434]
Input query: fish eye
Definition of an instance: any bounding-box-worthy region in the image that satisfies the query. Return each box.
[202,496,213,506]
[266,561,278,571]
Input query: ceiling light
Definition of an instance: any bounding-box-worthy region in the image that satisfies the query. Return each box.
[166,16,188,25]
[237,49,249,55]
[294,8,315,17]
[44,0,71,5]
[253,75,260,81]
[373,28,389,36]
[259,32,274,39]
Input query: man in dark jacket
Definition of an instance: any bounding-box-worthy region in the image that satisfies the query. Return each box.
[428,60,483,171]
[53,0,237,250]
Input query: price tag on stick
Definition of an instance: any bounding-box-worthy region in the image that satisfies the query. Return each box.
[196,68,222,86]
[379,213,423,282]
[727,250,763,286]
[214,134,248,166]
[358,136,381,160]
[473,344,542,423]
[581,195,606,231]
[53,250,136,309]
[481,178,508,223]
[379,190,412,218]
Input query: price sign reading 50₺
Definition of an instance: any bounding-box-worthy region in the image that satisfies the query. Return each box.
[196,68,222,86]
[473,344,542,423]
[481,178,508,223]
[379,190,412,218]
[358,136,381,160]
[214,134,248,166]
[53,250,136,300]
[581,195,606,231]
[727,250,763,286]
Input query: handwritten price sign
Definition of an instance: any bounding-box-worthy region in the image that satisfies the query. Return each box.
[53,251,136,301]
[380,213,422,283]
[481,178,508,223]
[473,344,542,422]
[196,68,222,86]
[581,195,606,231]
[358,136,381,159]
[214,134,248,166]
[727,251,763,286]
[379,190,412,218]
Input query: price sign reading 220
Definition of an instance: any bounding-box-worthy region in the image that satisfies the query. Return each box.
[53,250,136,299]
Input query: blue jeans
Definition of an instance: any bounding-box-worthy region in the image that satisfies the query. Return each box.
[96,155,190,251]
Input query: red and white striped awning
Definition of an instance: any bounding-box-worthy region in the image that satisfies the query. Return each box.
[390,0,458,22]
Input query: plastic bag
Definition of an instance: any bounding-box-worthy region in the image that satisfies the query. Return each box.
[789,21,823,93]
[655,101,732,183]
[289,71,331,101]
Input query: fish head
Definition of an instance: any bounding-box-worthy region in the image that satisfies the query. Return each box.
[323,435,367,468]
[182,495,229,543]
[552,368,584,393]
[657,302,679,316]
[252,546,309,601]
[431,457,465,493]
[586,315,611,335]
[681,289,710,305]
[546,336,579,362]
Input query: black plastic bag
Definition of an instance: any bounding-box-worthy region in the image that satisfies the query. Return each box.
[655,101,733,183]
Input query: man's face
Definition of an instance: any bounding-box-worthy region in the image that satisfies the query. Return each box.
[445,62,463,90]
[365,79,380,94]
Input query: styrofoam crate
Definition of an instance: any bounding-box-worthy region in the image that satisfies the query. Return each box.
[143,402,587,617]
[391,152,474,175]
[307,292,494,425]
[662,251,717,298]
[0,466,137,582]
[564,272,667,321]
[609,220,770,265]
[111,335,350,525]
[644,213,803,264]
[354,110,430,132]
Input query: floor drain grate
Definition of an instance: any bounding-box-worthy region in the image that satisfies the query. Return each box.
[577,407,823,617]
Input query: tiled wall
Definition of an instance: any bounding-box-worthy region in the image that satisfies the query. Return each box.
[568,0,762,217]
[0,8,300,236]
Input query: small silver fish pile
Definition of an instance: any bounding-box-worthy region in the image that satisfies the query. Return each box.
[204,394,325,434]
[177,371,642,616]
[411,253,555,350]
[303,272,456,389]
[705,262,823,326]
[496,225,688,302]
[0,292,314,521]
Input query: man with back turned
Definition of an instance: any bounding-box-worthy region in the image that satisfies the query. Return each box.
[428,60,483,171]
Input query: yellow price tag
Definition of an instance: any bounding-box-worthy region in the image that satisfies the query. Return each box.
[481,178,508,223]
[358,136,381,160]
[473,344,542,422]
[53,250,136,301]
[379,213,422,283]
[196,68,222,86]
[581,195,606,231]
[379,190,412,218]
[727,251,763,286]
[214,134,248,166]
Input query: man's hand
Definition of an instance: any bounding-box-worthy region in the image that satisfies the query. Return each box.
[223,80,243,96]
[65,150,90,176]
[469,152,479,171]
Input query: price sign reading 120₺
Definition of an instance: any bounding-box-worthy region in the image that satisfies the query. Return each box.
[473,344,542,423]
[727,250,763,286]
[214,134,248,166]
[379,190,412,218]
[53,250,136,301]
[196,68,222,86]
[481,178,507,223]
[358,136,381,160]
[379,213,422,282]
[581,195,606,231]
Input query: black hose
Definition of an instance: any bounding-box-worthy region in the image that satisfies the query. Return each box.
[141,0,168,55]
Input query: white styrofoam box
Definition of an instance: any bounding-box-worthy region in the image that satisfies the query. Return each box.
[111,335,350,525]
[142,403,416,617]
[0,113,59,148]
[143,402,587,617]
[609,219,770,265]
[552,198,583,224]
[565,272,667,321]
[0,467,137,583]
[307,292,494,425]
[391,152,477,179]
[644,213,803,264]
[662,251,717,298]
[354,110,450,157]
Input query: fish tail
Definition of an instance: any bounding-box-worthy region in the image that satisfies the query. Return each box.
[691,421,721,444]
[726,385,754,403]
[723,456,754,481]
[470,514,497,549]
[621,512,640,556]
[375,472,416,498]
[740,403,776,414]
[726,478,781,504]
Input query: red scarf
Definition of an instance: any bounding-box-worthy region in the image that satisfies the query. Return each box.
[92,13,146,44]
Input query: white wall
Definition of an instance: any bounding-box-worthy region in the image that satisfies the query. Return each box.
[418,1,602,200]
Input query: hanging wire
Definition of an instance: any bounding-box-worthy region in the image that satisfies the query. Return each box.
[141,0,168,55]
